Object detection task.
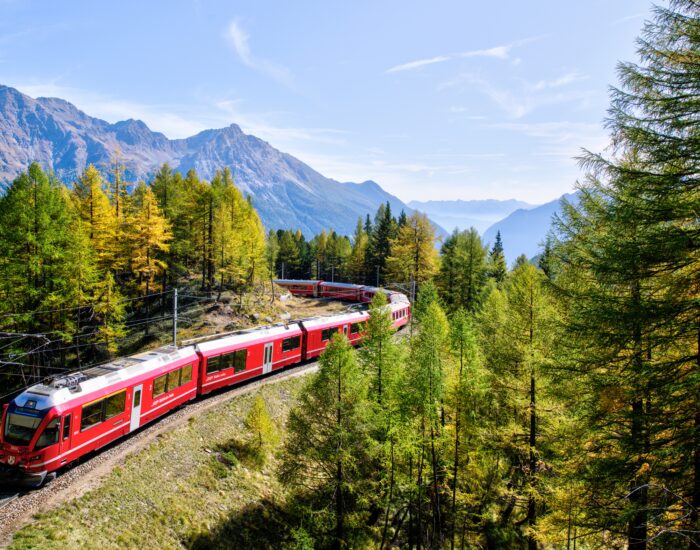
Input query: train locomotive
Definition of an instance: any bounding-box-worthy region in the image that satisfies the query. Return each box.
[0,280,410,487]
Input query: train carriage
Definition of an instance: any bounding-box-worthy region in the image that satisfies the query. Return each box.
[318,281,363,301]
[360,286,379,303]
[274,279,320,297]
[0,346,199,487]
[300,311,369,360]
[389,302,411,330]
[196,323,304,395]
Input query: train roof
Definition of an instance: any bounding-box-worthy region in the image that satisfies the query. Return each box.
[319,282,362,289]
[274,279,320,285]
[13,345,199,410]
[300,310,369,330]
[195,322,303,355]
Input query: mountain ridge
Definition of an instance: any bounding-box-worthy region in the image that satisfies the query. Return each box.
[482,192,578,265]
[408,198,536,234]
[0,84,429,237]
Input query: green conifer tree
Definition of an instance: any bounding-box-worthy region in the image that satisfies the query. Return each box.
[279,334,373,548]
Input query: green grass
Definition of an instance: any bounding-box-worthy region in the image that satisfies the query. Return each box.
[9,377,306,550]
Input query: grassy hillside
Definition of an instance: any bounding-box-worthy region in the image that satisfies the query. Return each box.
[9,377,306,550]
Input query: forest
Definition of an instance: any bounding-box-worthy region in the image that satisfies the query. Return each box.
[1,1,699,548]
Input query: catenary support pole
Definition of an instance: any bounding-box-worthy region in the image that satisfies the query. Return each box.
[172,287,178,348]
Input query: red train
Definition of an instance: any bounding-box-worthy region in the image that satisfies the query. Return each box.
[0,280,409,487]
[274,279,410,306]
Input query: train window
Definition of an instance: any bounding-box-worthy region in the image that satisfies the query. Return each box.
[321,328,336,341]
[104,391,126,420]
[208,350,246,374]
[232,349,247,373]
[282,336,301,352]
[81,401,103,431]
[350,323,362,335]
[181,364,193,385]
[35,418,60,449]
[62,414,71,441]
[167,369,181,392]
[153,374,168,396]
[206,355,221,375]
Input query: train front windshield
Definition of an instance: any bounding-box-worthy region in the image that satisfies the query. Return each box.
[4,409,45,446]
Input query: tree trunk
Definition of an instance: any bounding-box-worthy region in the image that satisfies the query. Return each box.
[527,286,537,550]
[692,327,700,548]
[527,366,537,550]
[201,213,207,290]
[207,197,214,290]
[628,282,647,550]
[451,338,464,549]
[144,277,150,337]
[380,435,395,550]
[628,398,647,550]
[335,354,345,550]
[417,419,426,550]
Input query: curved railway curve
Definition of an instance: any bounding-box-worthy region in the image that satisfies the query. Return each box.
[0,280,409,490]
[0,358,320,548]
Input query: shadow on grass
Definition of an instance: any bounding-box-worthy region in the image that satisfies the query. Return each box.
[185,498,296,550]
[209,438,266,479]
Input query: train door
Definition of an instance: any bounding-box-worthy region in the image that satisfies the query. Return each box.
[300,324,309,361]
[263,343,273,374]
[130,384,143,432]
[343,325,348,338]
[59,412,72,462]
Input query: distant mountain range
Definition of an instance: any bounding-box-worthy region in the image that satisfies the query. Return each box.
[482,193,578,265]
[408,198,536,234]
[0,84,427,237]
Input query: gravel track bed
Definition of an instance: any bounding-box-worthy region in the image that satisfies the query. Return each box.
[0,361,318,549]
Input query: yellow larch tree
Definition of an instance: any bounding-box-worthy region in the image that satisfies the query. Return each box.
[72,164,119,273]
[128,183,173,296]
[385,211,438,285]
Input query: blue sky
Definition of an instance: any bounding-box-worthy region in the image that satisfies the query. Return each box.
[1,0,652,203]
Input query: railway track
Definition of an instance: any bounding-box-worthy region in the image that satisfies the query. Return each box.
[0,359,320,549]
[0,493,18,510]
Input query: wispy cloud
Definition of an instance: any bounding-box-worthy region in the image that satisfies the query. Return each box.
[459,45,511,60]
[386,36,541,74]
[611,12,646,25]
[213,98,349,146]
[527,71,588,91]
[449,106,486,119]
[225,19,293,88]
[490,121,609,161]
[439,71,592,119]
[387,45,509,74]
[387,55,450,73]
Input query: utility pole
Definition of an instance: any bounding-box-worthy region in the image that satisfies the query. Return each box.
[282,262,285,280]
[332,266,335,282]
[172,287,178,348]
[376,265,380,287]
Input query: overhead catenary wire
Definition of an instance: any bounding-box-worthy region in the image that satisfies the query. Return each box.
[0,289,176,319]
[0,288,247,402]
